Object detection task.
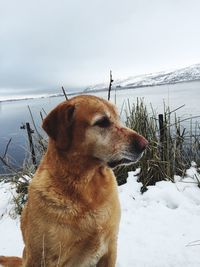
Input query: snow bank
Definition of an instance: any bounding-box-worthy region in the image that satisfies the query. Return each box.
[117,168,200,267]
[0,183,23,256]
[1,168,200,266]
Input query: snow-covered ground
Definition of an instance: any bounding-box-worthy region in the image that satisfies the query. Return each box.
[1,167,200,266]
[118,166,200,267]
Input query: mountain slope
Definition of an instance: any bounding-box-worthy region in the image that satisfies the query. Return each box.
[85,64,200,92]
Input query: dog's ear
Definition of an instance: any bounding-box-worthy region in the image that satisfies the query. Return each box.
[42,104,75,150]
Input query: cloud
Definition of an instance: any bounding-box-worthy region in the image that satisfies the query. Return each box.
[1,0,200,92]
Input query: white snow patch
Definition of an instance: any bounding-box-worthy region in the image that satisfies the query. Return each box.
[1,169,200,266]
[117,169,200,267]
[0,183,23,256]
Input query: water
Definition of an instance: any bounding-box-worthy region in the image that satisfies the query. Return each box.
[0,81,200,174]
[0,96,64,174]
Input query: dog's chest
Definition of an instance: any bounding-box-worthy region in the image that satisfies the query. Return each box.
[81,236,108,267]
[58,207,112,266]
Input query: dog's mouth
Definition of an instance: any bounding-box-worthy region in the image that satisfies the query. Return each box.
[107,152,144,169]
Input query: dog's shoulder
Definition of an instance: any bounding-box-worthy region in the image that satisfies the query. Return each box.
[26,165,119,223]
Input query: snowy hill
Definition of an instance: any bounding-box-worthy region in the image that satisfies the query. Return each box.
[84,64,200,92]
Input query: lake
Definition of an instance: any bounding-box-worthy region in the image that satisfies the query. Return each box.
[0,81,200,174]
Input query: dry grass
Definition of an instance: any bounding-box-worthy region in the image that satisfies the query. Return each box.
[115,98,200,192]
[1,98,200,215]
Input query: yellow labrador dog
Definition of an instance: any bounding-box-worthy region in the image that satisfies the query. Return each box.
[0,95,148,267]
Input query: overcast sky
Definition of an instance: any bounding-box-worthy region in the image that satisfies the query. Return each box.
[1,0,200,93]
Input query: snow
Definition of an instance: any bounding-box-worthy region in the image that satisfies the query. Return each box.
[1,168,200,266]
[0,183,23,256]
[85,63,200,92]
[117,170,200,267]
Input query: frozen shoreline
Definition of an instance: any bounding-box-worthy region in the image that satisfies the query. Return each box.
[2,78,200,104]
[0,93,63,103]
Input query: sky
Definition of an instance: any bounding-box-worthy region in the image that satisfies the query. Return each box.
[1,0,200,93]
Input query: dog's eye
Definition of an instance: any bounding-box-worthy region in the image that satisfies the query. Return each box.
[94,117,111,128]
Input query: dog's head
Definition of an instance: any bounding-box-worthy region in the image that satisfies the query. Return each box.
[42,95,148,168]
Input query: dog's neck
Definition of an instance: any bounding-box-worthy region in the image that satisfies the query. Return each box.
[35,141,116,210]
[41,142,106,182]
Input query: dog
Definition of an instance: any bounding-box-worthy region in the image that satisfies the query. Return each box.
[0,95,148,267]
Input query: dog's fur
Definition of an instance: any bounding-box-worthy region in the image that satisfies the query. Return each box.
[0,95,148,267]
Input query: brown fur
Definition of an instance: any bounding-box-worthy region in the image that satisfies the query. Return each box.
[0,256,22,267]
[0,95,148,267]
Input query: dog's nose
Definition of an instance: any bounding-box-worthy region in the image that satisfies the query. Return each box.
[132,135,148,154]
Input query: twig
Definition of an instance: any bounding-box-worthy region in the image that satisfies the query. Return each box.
[56,242,62,267]
[108,70,113,101]
[3,138,12,159]
[186,240,200,247]
[62,86,69,100]
[155,115,200,134]
[40,111,44,122]
[27,106,46,150]
[166,104,185,115]
[0,156,18,174]
[0,138,19,174]
[42,234,46,267]
[26,122,37,167]
[42,108,47,116]
[120,99,126,118]
[27,105,42,138]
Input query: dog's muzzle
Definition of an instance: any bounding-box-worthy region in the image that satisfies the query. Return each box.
[108,134,148,168]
